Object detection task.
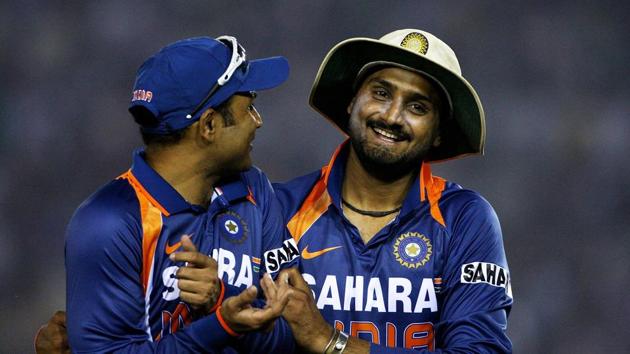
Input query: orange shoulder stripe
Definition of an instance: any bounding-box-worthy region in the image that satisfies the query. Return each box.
[286,177,332,244]
[118,170,164,295]
[420,163,446,227]
[118,170,170,217]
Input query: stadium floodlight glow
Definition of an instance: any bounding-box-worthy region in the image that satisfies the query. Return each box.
[186,35,247,119]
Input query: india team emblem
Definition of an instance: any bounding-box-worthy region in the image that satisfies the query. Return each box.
[217,211,248,244]
[400,32,429,55]
[393,232,432,269]
[224,219,239,234]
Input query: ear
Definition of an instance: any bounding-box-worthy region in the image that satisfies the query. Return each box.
[347,96,357,115]
[198,107,221,142]
[432,134,441,148]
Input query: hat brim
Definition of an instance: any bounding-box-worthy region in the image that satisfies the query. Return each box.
[186,56,289,123]
[309,38,485,162]
[238,56,290,92]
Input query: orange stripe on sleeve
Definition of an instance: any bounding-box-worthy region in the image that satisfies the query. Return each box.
[420,163,446,227]
[119,170,171,217]
[119,170,164,295]
[286,177,332,244]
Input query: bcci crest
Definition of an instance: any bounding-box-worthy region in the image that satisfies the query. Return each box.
[400,32,429,55]
[393,232,432,269]
[217,211,248,244]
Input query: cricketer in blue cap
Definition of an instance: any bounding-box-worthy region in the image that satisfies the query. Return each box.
[59,35,300,353]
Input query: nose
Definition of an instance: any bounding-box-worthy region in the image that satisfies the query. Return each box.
[381,98,404,125]
[250,106,263,128]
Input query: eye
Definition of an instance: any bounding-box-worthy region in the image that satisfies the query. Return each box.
[372,87,389,100]
[409,102,430,115]
[247,104,256,112]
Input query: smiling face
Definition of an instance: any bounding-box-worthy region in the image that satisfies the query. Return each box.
[346,67,442,173]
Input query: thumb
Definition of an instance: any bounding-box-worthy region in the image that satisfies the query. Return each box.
[284,268,311,292]
[180,234,197,252]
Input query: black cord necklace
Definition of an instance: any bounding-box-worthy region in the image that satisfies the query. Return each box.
[341,198,402,217]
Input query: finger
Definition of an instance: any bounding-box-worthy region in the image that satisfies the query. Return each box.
[176,278,207,292]
[285,268,312,293]
[225,286,258,310]
[260,274,278,304]
[250,293,288,322]
[180,234,198,253]
[175,267,215,281]
[179,291,207,306]
[170,252,213,268]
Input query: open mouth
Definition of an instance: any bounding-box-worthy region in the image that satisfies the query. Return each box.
[371,126,406,142]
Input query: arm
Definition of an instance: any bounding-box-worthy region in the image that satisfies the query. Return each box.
[430,195,513,353]
[369,196,512,354]
[65,204,236,353]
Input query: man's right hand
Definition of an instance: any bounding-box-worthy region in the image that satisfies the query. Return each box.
[219,273,292,333]
[35,311,70,354]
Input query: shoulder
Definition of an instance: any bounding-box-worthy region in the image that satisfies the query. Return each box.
[437,181,504,247]
[439,182,497,218]
[272,169,323,217]
[66,178,143,252]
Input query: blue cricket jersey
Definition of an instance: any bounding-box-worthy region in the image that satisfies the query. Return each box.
[66,149,298,353]
[275,142,513,353]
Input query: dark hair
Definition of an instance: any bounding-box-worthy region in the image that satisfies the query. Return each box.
[131,98,236,147]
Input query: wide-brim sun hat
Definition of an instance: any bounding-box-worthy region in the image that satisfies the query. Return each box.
[309,29,485,162]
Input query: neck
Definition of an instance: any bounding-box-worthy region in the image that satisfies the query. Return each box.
[342,147,416,211]
[145,146,219,207]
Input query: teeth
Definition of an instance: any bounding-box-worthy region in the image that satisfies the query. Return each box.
[373,127,400,140]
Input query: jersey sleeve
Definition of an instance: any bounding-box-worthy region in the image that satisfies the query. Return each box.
[433,192,513,353]
[65,193,232,353]
[369,192,512,354]
[248,168,300,275]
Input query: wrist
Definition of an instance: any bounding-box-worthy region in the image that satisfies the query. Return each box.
[216,305,241,337]
[304,319,336,353]
[207,279,225,314]
[323,328,349,354]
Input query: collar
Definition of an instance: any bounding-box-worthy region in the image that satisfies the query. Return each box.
[127,149,254,216]
[128,148,193,216]
[322,140,445,224]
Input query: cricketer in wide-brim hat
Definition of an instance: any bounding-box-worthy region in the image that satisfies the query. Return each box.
[309,29,485,162]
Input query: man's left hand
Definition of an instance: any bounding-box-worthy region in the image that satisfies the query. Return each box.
[35,310,70,354]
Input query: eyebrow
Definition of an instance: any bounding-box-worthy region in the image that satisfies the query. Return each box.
[368,78,434,103]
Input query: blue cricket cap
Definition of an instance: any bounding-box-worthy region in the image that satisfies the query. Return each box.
[129,36,289,134]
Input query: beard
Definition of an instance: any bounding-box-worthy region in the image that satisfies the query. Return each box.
[348,118,434,182]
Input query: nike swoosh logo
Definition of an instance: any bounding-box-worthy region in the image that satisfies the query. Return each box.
[165,241,182,255]
[166,233,193,255]
[301,245,342,260]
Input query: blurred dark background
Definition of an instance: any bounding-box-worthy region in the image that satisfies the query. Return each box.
[1,1,629,353]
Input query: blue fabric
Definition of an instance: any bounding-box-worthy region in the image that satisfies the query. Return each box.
[275,142,513,353]
[66,151,297,353]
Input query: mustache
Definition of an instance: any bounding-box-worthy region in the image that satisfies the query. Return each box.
[367,119,410,140]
